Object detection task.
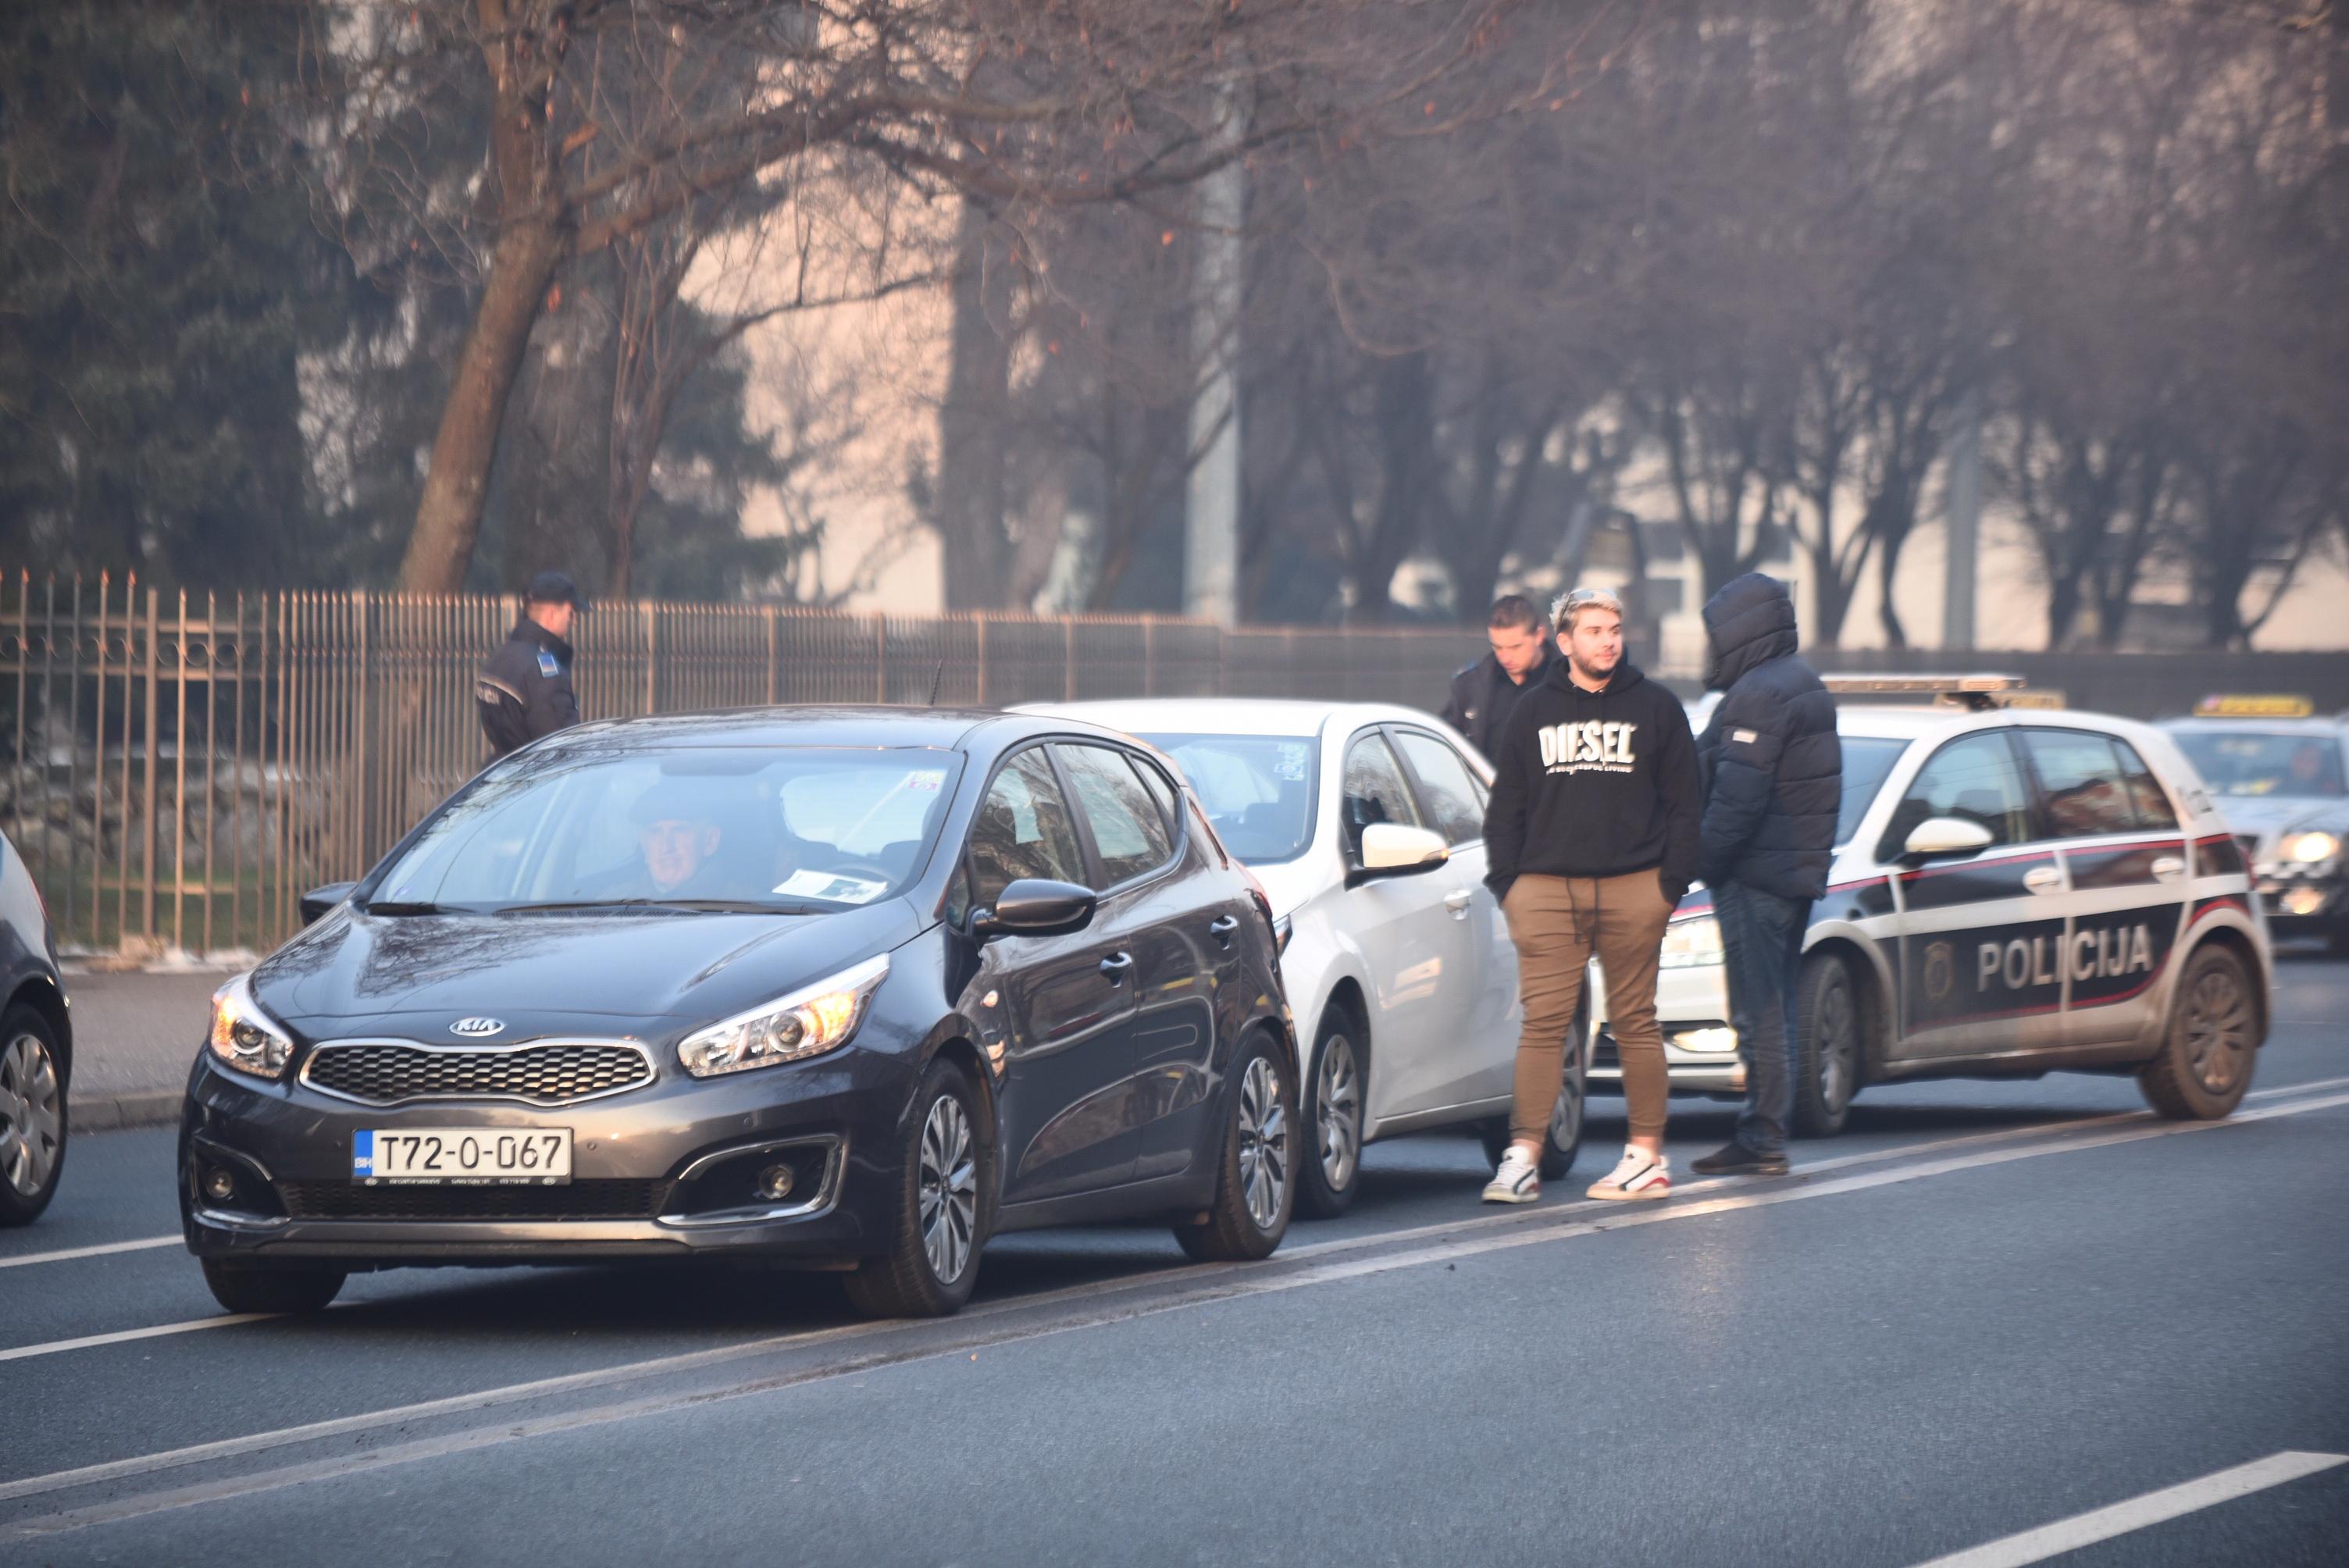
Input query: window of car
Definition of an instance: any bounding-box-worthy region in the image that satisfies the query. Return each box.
[2168,729,2347,799]
[2020,729,2141,839]
[965,748,1086,911]
[1055,743,1174,888]
[1126,750,1183,836]
[1836,736,1908,847]
[1341,733,1422,860]
[369,747,961,913]
[1138,733,1317,864]
[2110,738,2179,829]
[1877,731,2033,861]
[1388,728,1485,846]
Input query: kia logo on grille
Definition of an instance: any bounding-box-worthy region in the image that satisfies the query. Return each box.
[449,1017,506,1039]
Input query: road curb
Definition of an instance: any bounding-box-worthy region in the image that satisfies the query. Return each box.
[72,1092,181,1133]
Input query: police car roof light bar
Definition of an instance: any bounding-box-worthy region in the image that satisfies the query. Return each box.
[1820,673,2028,711]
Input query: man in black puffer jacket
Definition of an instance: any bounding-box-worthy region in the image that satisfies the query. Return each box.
[1688,573,1841,1178]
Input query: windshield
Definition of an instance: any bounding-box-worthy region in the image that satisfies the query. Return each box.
[1837,736,1908,847]
[2169,731,2345,799]
[368,747,961,913]
[1139,733,1318,864]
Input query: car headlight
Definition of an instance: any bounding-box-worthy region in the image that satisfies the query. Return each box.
[677,955,889,1078]
[208,973,294,1081]
[1659,914,1724,969]
[2285,831,2340,864]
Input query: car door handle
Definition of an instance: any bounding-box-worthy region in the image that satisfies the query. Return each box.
[2150,856,2185,881]
[1099,952,1134,982]
[1207,914,1240,945]
[1443,889,1474,918]
[2023,865,2066,895]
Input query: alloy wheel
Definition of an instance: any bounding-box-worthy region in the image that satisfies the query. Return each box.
[0,1031,62,1199]
[1549,1050,1584,1153]
[1237,1055,1289,1231]
[918,1093,978,1285]
[1315,1035,1360,1192]
[1815,971,1858,1112]
[2183,966,2253,1096]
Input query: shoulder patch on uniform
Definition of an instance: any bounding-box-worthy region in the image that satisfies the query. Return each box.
[1731,728,1760,744]
[536,650,561,678]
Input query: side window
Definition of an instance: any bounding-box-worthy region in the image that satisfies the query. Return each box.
[1127,753,1183,837]
[1056,744,1174,888]
[1341,734,1421,859]
[1390,729,1485,846]
[2021,729,2138,839]
[1877,732,2033,860]
[965,749,1086,911]
[2110,738,2180,830]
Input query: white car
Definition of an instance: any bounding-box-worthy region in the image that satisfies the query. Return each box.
[1620,679,2273,1132]
[1016,700,1577,1214]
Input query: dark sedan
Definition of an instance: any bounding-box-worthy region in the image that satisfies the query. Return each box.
[181,707,1297,1318]
[2,827,70,1225]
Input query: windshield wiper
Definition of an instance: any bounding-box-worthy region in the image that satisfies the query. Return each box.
[362,900,458,916]
[494,898,825,916]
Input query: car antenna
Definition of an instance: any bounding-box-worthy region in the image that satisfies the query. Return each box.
[928,656,945,707]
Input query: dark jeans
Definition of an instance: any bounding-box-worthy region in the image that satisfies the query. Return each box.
[1714,879,1808,1155]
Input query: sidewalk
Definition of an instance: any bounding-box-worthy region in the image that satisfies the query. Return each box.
[59,968,231,1131]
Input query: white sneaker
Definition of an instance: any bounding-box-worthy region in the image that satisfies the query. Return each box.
[1482,1146,1540,1204]
[1586,1147,1671,1202]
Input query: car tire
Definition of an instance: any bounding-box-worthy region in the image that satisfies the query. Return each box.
[0,1004,67,1228]
[199,1260,344,1314]
[2138,944,2258,1120]
[846,1057,989,1320]
[1791,952,1862,1139]
[1295,1014,1364,1219]
[1478,1001,1587,1181]
[1173,1032,1296,1263]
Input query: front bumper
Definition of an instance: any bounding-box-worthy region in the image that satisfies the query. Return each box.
[1589,960,1745,1096]
[179,1046,914,1270]
[2252,864,2346,935]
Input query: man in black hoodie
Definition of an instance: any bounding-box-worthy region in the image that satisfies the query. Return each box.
[1688,573,1841,1178]
[1440,594,1555,760]
[1480,586,1701,1205]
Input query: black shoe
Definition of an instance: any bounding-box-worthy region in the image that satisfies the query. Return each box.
[1691,1141,1789,1177]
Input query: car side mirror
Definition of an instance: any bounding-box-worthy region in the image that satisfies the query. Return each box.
[1902,817,1994,863]
[972,878,1097,940]
[299,882,358,925]
[1349,823,1450,887]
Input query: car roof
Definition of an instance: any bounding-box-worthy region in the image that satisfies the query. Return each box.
[1017,697,1444,736]
[540,704,1003,753]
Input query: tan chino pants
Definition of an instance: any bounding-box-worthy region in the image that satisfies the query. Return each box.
[1502,871,1674,1145]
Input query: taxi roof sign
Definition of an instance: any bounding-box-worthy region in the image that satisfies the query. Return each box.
[1822,673,2030,711]
[2192,693,2314,718]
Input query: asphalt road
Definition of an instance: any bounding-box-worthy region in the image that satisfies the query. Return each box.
[5,953,2347,1566]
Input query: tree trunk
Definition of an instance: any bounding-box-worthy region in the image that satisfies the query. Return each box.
[936,201,1014,610]
[397,221,567,591]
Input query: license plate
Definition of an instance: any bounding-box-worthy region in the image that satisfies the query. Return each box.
[353,1128,571,1185]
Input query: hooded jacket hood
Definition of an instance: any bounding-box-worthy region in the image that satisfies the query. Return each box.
[1702,573,1798,693]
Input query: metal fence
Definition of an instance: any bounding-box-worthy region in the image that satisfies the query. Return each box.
[0,573,1485,957]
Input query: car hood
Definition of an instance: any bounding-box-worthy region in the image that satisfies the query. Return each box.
[251,898,925,1038]
[2208,794,2344,843]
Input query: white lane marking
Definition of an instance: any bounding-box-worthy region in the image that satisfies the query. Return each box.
[1905,1450,2348,1568]
[0,1235,180,1271]
[2246,1071,2349,1099]
[0,1313,274,1365]
[9,1085,2349,1540]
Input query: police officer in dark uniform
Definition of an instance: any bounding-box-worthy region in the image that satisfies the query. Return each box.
[1441,593,1554,760]
[477,571,584,759]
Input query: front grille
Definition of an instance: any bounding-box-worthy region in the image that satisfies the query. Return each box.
[280,1179,661,1221]
[303,1042,653,1106]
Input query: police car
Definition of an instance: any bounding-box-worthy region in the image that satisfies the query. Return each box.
[1597,676,2272,1131]
[2158,696,2349,956]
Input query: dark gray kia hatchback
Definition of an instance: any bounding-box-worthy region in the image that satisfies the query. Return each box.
[180,708,1296,1318]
